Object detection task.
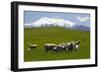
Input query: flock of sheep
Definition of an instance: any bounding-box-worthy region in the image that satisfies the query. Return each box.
[28,40,80,52]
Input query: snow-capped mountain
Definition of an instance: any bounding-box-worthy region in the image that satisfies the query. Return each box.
[25,17,76,28]
[25,17,90,31]
[34,17,76,27]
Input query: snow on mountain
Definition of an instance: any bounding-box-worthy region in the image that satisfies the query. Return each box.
[24,17,90,31]
[30,17,76,28]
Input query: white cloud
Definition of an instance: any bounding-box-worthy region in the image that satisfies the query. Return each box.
[77,16,90,22]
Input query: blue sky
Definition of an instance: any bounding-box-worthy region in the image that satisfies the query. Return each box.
[24,11,90,27]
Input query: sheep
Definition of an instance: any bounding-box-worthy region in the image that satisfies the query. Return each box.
[68,40,80,51]
[28,43,37,49]
[75,40,80,45]
[44,43,57,52]
[62,41,77,52]
[74,40,80,50]
[62,42,73,52]
[44,40,80,52]
[57,43,67,52]
[52,46,58,52]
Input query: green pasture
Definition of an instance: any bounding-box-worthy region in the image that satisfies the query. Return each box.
[24,27,90,62]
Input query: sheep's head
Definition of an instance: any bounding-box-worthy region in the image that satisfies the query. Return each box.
[78,40,81,43]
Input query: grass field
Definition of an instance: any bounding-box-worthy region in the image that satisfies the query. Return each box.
[24,26,90,62]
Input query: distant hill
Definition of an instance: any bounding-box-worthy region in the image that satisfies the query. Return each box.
[73,25,90,31]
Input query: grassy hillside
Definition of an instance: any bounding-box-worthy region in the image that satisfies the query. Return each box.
[24,27,90,62]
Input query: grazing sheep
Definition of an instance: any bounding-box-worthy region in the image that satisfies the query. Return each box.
[68,40,80,51]
[74,40,80,50]
[52,46,58,52]
[57,43,67,52]
[44,43,57,52]
[75,40,80,45]
[54,42,75,52]
[44,40,80,52]
[74,45,79,50]
[66,42,74,52]
[29,44,37,49]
